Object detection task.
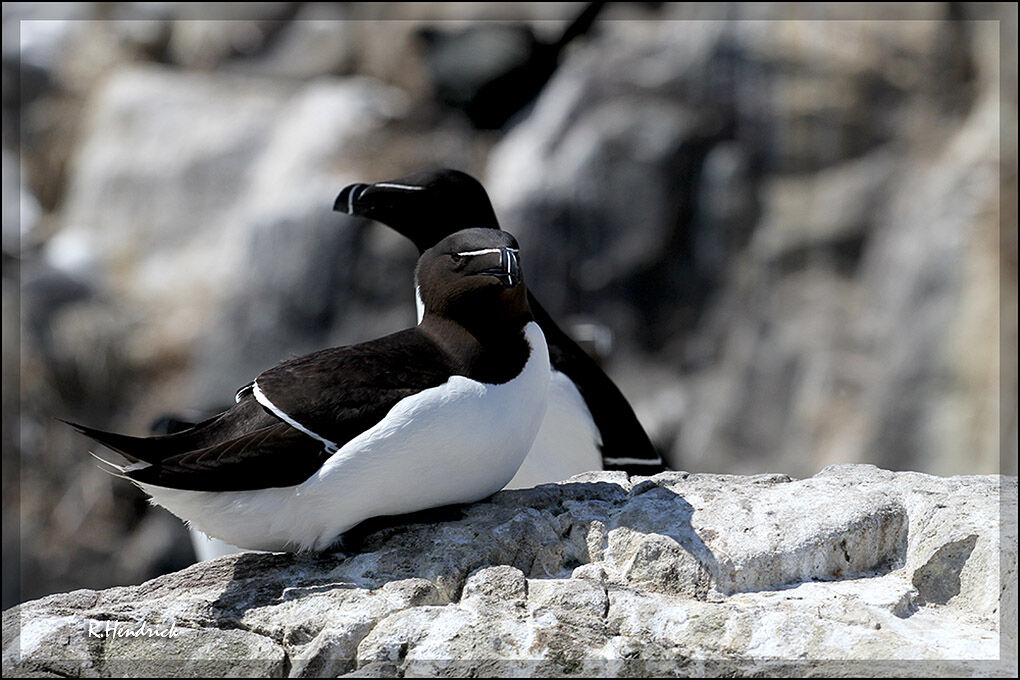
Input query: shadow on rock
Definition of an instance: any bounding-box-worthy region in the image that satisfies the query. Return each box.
[206,478,723,621]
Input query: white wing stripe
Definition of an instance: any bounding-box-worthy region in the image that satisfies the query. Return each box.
[235,381,254,403]
[602,456,664,466]
[253,381,339,453]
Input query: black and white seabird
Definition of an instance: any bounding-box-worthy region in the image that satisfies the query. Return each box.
[334,168,665,484]
[66,229,550,552]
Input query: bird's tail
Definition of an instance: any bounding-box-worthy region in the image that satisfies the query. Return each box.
[61,397,276,465]
[60,419,154,463]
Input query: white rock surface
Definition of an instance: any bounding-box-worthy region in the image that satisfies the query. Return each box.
[3,465,1014,676]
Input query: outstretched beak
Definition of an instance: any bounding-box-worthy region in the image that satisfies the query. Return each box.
[333,179,429,217]
[333,179,435,251]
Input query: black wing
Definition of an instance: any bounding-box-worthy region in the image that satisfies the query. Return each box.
[68,328,457,492]
[252,327,456,449]
[65,395,330,490]
[64,396,277,463]
[126,421,328,491]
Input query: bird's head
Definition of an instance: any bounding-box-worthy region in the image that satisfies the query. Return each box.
[415,228,530,330]
[333,168,501,253]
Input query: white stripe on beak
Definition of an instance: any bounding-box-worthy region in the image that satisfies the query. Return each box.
[454,247,520,257]
[373,182,426,191]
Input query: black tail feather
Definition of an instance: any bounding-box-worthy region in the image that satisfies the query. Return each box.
[60,419,149,462]
[60,397,278,467]
[62,416,216,465]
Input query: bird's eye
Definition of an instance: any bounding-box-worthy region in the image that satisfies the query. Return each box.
[451,253,463,264]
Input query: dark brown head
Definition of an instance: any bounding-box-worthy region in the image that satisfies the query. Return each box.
[415,228,530,333]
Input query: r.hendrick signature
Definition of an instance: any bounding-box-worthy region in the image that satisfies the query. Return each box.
[87,620,182,639]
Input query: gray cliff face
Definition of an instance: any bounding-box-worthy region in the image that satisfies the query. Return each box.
[3,465,1015,677]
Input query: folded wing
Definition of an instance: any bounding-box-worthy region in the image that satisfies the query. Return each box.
[251,328,455,450]
[69,328,456,492]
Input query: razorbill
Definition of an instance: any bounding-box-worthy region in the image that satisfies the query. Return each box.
[334,168,665,485]
[66,229,550,552]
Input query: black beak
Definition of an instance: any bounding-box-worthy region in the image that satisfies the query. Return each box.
[333,183,370,215]
[479,247,522,288]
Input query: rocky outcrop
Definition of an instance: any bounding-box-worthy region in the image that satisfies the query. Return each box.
[3,466,1014,676]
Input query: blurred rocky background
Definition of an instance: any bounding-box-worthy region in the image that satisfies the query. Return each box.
[3,3,1016,609]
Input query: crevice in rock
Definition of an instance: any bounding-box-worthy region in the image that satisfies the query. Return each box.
[349,615,388,673]
[912,535,979,606]
[839,538,851,563]
[221,617,287,646]
[279,648,292,679]
[27,662,74,679]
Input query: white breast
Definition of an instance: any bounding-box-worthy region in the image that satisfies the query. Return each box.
[138,322,550,552]
[419,291,604,490]
[503,369,602,489]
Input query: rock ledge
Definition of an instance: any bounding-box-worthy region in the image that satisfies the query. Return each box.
[3,465,1015,677]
